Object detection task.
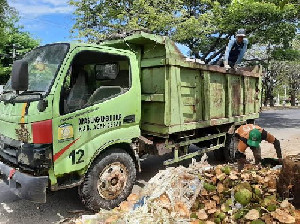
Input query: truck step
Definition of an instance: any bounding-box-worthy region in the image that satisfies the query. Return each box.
[163,143,225,166]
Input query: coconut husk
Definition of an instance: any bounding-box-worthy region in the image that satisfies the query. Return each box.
[271,208,296,223]
[69,160,298,224]
[277,154,300,207]
[245,209,260,220]
[197,209,208,220]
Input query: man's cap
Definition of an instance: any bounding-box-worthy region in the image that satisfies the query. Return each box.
[247,128,262,148]
[236,29,246,37]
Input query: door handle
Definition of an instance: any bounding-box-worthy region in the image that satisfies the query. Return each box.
[123,115,135,123]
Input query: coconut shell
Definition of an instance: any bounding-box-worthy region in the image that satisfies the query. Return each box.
[217,183,224,193]
[158,194,171,210]
[207,208,217,214]
[174,201,190,217]
[271,209,295,223]
[234,189,252,206]
[127,193,139,202]
[105,215,119,224]
[212,195,220,204]
[204,200,216,211]
[119,201,133,212]
[229,173,239,180]
[215,167,223,176]
[261,214,274,224]
[245,209,260,220]
[197,209,208,220]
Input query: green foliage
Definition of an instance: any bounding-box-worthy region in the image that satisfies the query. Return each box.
[0,0,39,84]
[276,60,300,105]
[272,48,300,61]
[70,0,299,63]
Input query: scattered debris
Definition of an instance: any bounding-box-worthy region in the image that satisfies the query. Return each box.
[70,156,298,224]
[1,203,13,213]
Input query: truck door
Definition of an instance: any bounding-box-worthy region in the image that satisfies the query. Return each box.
[51,47,141,178]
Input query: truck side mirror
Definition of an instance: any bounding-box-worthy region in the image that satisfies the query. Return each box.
[11,60,28,92]
[37,99,48,112]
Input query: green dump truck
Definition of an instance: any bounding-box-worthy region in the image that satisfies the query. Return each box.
[0,32,261,211]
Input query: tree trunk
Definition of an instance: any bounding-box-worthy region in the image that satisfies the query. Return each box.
[263,87,268,106]
[270,96,275,107]
[290,91,296,106]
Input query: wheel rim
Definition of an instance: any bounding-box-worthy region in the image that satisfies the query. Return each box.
[97,162,128,200]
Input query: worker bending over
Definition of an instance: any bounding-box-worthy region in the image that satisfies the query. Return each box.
[235,124,282,171]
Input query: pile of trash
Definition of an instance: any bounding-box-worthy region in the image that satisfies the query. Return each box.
[71,158,297,224]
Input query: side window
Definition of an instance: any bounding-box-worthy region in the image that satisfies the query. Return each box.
[60,50,130,115]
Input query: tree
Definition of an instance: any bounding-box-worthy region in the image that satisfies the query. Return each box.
[263,60,285,106]
[243,33,300,106]
[0,0,39,84]
[275,38,300,106]
[70,0,299,63]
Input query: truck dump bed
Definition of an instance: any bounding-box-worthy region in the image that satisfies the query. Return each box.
[102,32,261,136]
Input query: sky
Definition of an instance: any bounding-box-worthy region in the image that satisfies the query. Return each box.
[8,0,190,56]
[8,0,76,44]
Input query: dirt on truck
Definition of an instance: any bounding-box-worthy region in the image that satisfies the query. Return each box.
[0,31,262,211]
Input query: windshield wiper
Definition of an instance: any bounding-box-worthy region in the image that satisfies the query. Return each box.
[3,90,45,104]
[2,90,14,94]
[20,91,44,97]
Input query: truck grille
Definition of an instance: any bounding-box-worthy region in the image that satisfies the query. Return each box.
[0,145,18,165]
[0,134,52,175]
[0,135,21,167]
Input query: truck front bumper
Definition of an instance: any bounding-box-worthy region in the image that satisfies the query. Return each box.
[0,162,48,203]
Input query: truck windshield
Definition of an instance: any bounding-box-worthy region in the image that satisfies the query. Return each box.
[1,43,69,101]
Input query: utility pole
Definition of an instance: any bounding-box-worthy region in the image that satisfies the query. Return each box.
[284,85,287,100]
[12,44,16,61]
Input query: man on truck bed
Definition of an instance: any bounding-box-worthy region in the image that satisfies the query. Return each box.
[223,29,248,69]
[235,124,282,171]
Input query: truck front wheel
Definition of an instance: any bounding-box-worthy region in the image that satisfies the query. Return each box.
[79,148,136,211]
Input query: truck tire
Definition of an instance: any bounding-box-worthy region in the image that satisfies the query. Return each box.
[213,147,225,161]
[224,135,237,163]
[79,148,136,211]
[213,135,237,163]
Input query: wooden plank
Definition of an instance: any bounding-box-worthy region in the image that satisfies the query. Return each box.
[203,71,211,120]
[226,74,232,118]
[141,67,165,94]
[209,74,226,119]
[164,66,171,126]
[195,71,203,121]
[169,66,183,126]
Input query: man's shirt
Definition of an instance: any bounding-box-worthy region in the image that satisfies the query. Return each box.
[235,124,276,153]
[224,38,248,64]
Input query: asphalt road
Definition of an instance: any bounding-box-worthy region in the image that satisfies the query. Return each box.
[0,108,299,224]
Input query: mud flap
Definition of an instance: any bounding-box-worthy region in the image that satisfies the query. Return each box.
[0,162,48,203]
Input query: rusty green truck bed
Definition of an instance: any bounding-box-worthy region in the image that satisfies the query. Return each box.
[102,32,262,136]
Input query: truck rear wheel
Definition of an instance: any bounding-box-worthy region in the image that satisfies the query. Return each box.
[213,147,225,161]
[224,135,237,163]
[79,148,136,211]
[213,135,237,163]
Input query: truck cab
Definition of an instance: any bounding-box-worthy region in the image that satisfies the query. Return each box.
[0,42,141,209]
